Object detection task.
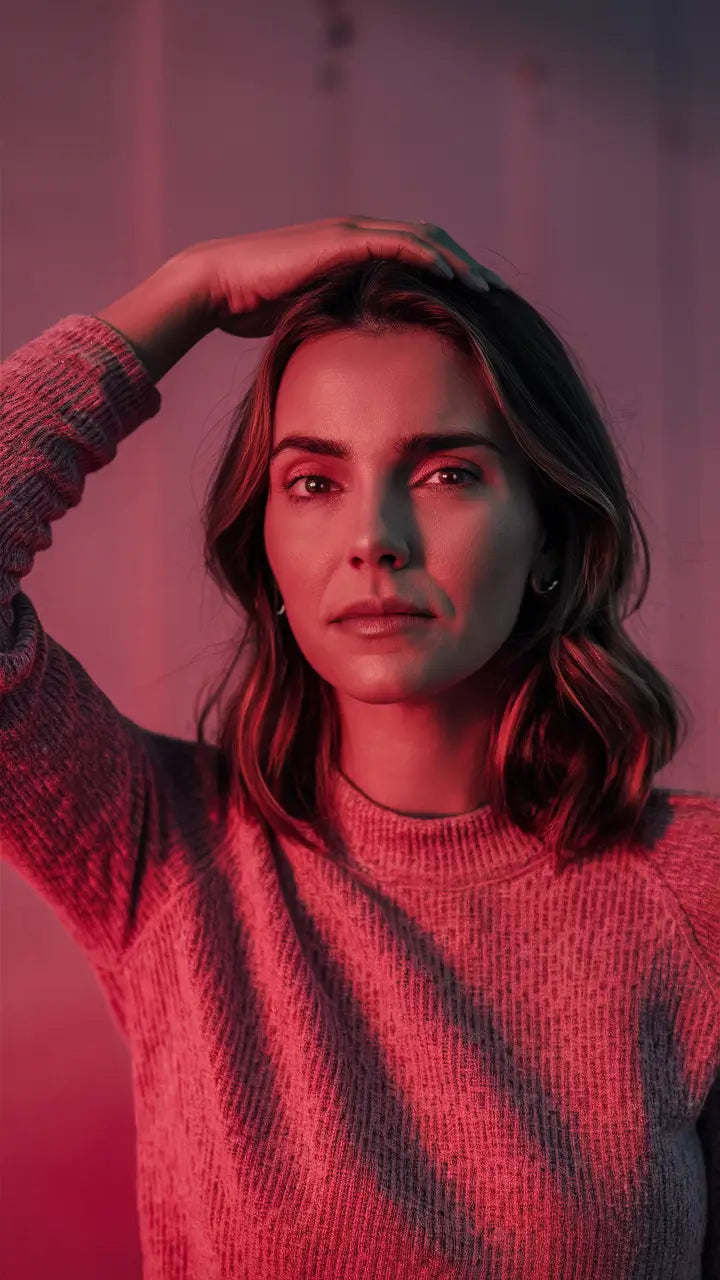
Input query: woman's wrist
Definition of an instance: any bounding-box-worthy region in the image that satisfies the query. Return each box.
[95,250,217,384]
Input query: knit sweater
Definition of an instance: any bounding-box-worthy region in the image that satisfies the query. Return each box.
[1,313,718,1280]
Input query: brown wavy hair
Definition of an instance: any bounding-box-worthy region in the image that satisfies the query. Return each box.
[194,258,692,867]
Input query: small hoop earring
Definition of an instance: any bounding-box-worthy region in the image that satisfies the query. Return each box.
[531,574,560,596]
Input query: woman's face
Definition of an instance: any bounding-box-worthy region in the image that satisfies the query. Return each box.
[263,327,546,709]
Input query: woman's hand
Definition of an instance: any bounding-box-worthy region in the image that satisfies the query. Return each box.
[176,214,510,340]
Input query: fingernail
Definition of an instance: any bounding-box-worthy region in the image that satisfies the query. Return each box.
[485,271,512,291]
[467,271,490,292]
[434,259,454,278]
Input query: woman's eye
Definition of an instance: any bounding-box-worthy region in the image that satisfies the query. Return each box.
[283,466,483,500]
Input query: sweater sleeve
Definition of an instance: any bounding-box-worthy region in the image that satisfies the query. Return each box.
[698,1070,719,1278]
[0,313,182,967]
[643,793,720,1276]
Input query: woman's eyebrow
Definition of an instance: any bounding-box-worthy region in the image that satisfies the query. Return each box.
[270,430,505,462]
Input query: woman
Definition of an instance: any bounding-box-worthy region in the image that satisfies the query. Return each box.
[1,215,717,1278]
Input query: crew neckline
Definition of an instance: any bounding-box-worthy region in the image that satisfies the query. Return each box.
[320,764,548,888]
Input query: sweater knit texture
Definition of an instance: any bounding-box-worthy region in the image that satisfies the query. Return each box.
[1,314,718,1279]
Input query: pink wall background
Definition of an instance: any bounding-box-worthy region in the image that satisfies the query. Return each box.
[1,0,718,1274]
